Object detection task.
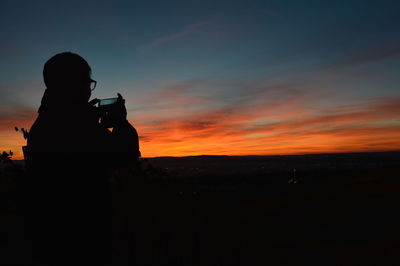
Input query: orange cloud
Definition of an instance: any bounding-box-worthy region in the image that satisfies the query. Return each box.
[133,96,400,157]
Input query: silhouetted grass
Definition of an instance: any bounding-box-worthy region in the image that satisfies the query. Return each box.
[1,153,400,265]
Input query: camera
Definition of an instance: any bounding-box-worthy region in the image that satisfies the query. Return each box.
[97,97,119,128]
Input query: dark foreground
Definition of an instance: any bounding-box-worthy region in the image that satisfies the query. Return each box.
[2,152,400,265]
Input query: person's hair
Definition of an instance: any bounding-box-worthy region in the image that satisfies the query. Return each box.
[43,52,92,89]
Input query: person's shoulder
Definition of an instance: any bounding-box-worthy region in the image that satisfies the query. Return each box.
[28,115,52,140]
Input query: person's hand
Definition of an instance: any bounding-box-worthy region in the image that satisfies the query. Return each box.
[108,93,127,126]
[87,98,100,122]
[88,98,100,107]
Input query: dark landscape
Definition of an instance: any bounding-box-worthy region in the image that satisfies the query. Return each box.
[1,151,400,265]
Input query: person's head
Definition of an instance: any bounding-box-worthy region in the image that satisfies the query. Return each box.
[43,52,95,104]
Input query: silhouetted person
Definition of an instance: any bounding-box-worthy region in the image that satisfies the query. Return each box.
[24,52,140,265]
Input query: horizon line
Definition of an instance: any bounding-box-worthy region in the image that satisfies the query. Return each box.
[9,150,400,162]
[147,150,400,158]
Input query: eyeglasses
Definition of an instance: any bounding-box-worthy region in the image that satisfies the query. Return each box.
[90,79,97,91]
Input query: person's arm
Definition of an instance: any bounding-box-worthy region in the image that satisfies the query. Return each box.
[112,119,141,162]
[106,94,141,165]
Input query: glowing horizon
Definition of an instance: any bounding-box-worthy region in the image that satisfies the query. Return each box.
[4,94,400,160]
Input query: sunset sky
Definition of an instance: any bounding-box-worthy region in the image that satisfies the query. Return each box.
[1,0,400,159]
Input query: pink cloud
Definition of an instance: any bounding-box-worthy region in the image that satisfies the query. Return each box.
[326,42,400,69]
[140,21,210,50]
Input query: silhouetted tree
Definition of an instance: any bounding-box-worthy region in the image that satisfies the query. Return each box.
[15,126,30,161]
[0,151,13,164]
[15,126,29,139]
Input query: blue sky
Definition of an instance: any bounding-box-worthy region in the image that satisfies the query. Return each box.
[1,0,400,157]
